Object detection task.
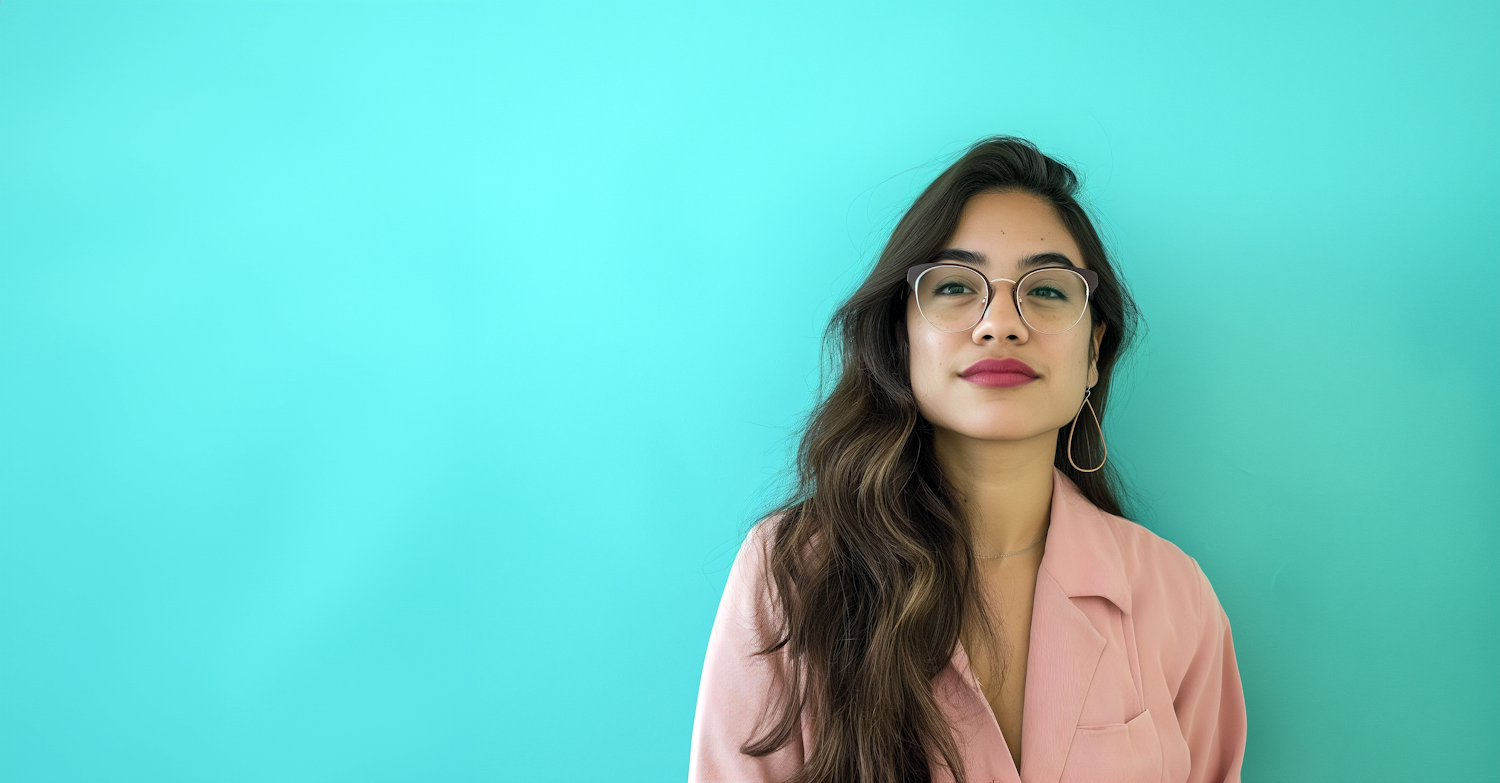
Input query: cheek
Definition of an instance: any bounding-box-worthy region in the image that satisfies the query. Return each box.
[905,316,946,395]
[1051,332,1094,386]
[906,313,930,390]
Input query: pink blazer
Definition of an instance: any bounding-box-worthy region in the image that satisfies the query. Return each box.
[689,467,1246,783]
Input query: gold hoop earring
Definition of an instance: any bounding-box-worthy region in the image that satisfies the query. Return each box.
[1067,386,1107,473]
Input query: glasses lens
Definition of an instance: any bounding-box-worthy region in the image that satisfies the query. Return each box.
[915,266,988,332]
[1017,269,1089,333]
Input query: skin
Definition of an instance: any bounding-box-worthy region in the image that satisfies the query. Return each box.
[904,189,1106,771]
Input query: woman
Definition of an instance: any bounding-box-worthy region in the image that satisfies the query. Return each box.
[688,136,1246,783]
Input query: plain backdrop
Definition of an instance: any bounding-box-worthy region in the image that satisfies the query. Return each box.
[1,1,1497,781]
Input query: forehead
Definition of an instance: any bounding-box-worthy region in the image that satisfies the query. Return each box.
[945,190,1085,272]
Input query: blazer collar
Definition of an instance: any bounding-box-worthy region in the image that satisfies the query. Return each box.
[940,468,1136,783]
[1012,469,1134,783]
[1039,467,1132,616]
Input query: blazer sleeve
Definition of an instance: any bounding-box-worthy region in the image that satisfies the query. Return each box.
[1174,559,1248,783]
[688,520,807,783]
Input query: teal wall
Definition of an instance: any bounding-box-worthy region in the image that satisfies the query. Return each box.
[2,2,1496,781]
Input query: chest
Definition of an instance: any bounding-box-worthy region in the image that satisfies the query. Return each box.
[964,561,1043,766]
[933,560,1198,783]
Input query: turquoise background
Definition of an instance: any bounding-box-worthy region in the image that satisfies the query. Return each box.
[2,1,1496,781]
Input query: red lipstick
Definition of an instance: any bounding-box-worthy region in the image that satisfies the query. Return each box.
[960,358,1038,388]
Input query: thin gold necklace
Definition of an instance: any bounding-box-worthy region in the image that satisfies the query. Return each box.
[975,527,1048,559]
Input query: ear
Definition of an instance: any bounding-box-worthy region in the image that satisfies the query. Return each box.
[1087,321,1107,388]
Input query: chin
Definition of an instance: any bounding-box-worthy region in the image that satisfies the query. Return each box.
[945,420,1052,442]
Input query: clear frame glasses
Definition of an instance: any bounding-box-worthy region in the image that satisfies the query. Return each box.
[905,261,1099,334]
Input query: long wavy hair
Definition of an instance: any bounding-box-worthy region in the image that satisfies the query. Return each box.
[742,136,1141,783]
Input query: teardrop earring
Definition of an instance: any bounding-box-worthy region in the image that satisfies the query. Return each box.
[1067,386,1107,473]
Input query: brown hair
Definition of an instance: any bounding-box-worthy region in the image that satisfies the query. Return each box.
[742,136,1140,783]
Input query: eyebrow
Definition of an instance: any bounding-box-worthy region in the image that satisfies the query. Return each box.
[931,249,1079,270]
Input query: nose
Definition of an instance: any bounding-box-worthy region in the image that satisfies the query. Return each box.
[972,277,1029,344]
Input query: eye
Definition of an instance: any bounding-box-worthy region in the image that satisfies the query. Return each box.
[934,281,978,296]
[1026,284,1068,300]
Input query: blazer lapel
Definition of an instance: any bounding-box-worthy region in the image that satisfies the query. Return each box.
[1017,469,1133,783]
[1018,566,1106,783]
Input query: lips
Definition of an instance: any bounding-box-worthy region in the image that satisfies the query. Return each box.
[960,358,1038,388]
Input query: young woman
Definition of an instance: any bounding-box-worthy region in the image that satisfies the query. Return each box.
[688,137,1247,783]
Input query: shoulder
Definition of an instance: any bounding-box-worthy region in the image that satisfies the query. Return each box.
[1087,508,1229,676]
[732,513,788,581]
[1096,510,1210,613]
[1082,508,1226,663]
[716,513,794,633]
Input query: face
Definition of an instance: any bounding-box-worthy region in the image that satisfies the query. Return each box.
[905,190,1106,444]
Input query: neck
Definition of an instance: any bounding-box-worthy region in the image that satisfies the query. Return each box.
[933,426,1058,558]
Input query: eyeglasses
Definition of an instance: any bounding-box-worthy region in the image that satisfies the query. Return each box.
[905,262,1099,334]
